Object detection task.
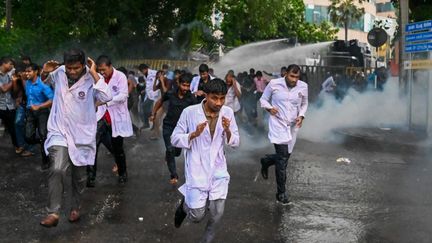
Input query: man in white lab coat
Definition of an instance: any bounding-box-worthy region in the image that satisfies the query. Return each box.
[86,55,133,187]
[138,63,158,129]
[40,49,112,227]
[171,78,240,243]
[259,64,308,205]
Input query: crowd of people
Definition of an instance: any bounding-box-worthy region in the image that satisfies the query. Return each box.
[0,50,308,243]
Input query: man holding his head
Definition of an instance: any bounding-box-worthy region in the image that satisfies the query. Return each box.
[40,49,112,227]
[86,55,133,187]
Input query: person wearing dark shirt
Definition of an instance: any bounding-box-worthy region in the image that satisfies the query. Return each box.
[191,64,213,103]
[150,73,197,185]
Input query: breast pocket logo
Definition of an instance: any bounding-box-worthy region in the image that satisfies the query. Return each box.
[112,86,118,92]
[78,91,86,100]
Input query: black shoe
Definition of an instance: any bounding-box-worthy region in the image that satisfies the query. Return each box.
[276,193,292,206]
[86,177,95,188]
[260,158,269,180]
[174,198,187,228]
[118,174,128,184]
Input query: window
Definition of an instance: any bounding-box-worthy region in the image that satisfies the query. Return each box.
[376,3,394,12]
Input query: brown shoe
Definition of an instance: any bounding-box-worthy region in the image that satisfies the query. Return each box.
[68,209,80,222]
[15,147,24,154]
[21,150,35,157]
[40,213,59,227]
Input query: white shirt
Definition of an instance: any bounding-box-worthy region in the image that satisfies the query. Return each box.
[322,76,336,92]
[190,75,215,93]
[260,77,308,152]
[44,66,112,166]
[224,81,242,112]
[171,102,240,208]
[96,68,133,138]
[143,69,159,101]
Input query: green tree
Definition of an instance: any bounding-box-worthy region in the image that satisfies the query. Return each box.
[391,0,432,22]
[216,0,336,47]
[328,0,365,44]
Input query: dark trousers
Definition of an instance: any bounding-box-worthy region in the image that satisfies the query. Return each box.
[25,108,49,164]
[163,124,182,179]
[140,98,154,127]
[0,108,18,148]
[261,144,291,195]
[87,120,127,179]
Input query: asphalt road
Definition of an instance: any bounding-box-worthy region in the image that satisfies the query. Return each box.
[0,128,431,243]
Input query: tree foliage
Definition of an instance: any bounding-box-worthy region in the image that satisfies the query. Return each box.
[329,0,365,44]
[0,0,336,61]
[217,0,337,46]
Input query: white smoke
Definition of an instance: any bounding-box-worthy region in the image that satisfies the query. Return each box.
[300,77,409,143]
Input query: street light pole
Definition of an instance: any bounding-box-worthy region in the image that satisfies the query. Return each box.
[399,0,411,127]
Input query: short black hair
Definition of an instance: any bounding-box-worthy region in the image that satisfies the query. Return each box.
[96,55,112,66]
[256,71,262,76]
[26,63,39,71]
[249,68,255,73]
[179,72,193,84]
[21,55,31,62]
[198,64,209,73]
[162,64,169,70]
[203,78,227,95]
[286,64,300,74]
[64,49,86,65]
[281,66,287,71]
[14,62,26,73]
[0,56,15,65]
[138,63,149,71]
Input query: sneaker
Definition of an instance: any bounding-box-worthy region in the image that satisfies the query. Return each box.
[118,174,128,184]
[86,177,96,188]
[21,150,35,157]
[276,193,292,206]
[15,147,24,154]
[174,198,187,228]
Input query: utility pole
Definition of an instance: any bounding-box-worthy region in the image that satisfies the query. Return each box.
[5,0,12,31]
[399,0,410,126]
[399,0,409,88]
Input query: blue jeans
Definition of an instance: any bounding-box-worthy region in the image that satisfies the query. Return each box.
[15,106,32,151]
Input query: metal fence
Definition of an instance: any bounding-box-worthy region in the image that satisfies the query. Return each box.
[299,65,376,101]
[114,59,199,71]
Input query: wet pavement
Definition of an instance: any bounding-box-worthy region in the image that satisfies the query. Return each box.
[0,127,431,243]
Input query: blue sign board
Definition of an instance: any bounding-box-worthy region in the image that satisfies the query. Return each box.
[406,20,432,32]
[406,31,432,42]
[405,43,432,53]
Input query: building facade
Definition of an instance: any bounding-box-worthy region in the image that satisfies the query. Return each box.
[303,0,396,44]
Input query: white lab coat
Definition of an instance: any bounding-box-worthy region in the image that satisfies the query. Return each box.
[260,78,308,153]
[96,68,133,138]
[143,69,159,101]
[322,76,336,92]
[190,75,215,94]
[171,102,240,208]
[224,82,242,112]
[44,66,112,166]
